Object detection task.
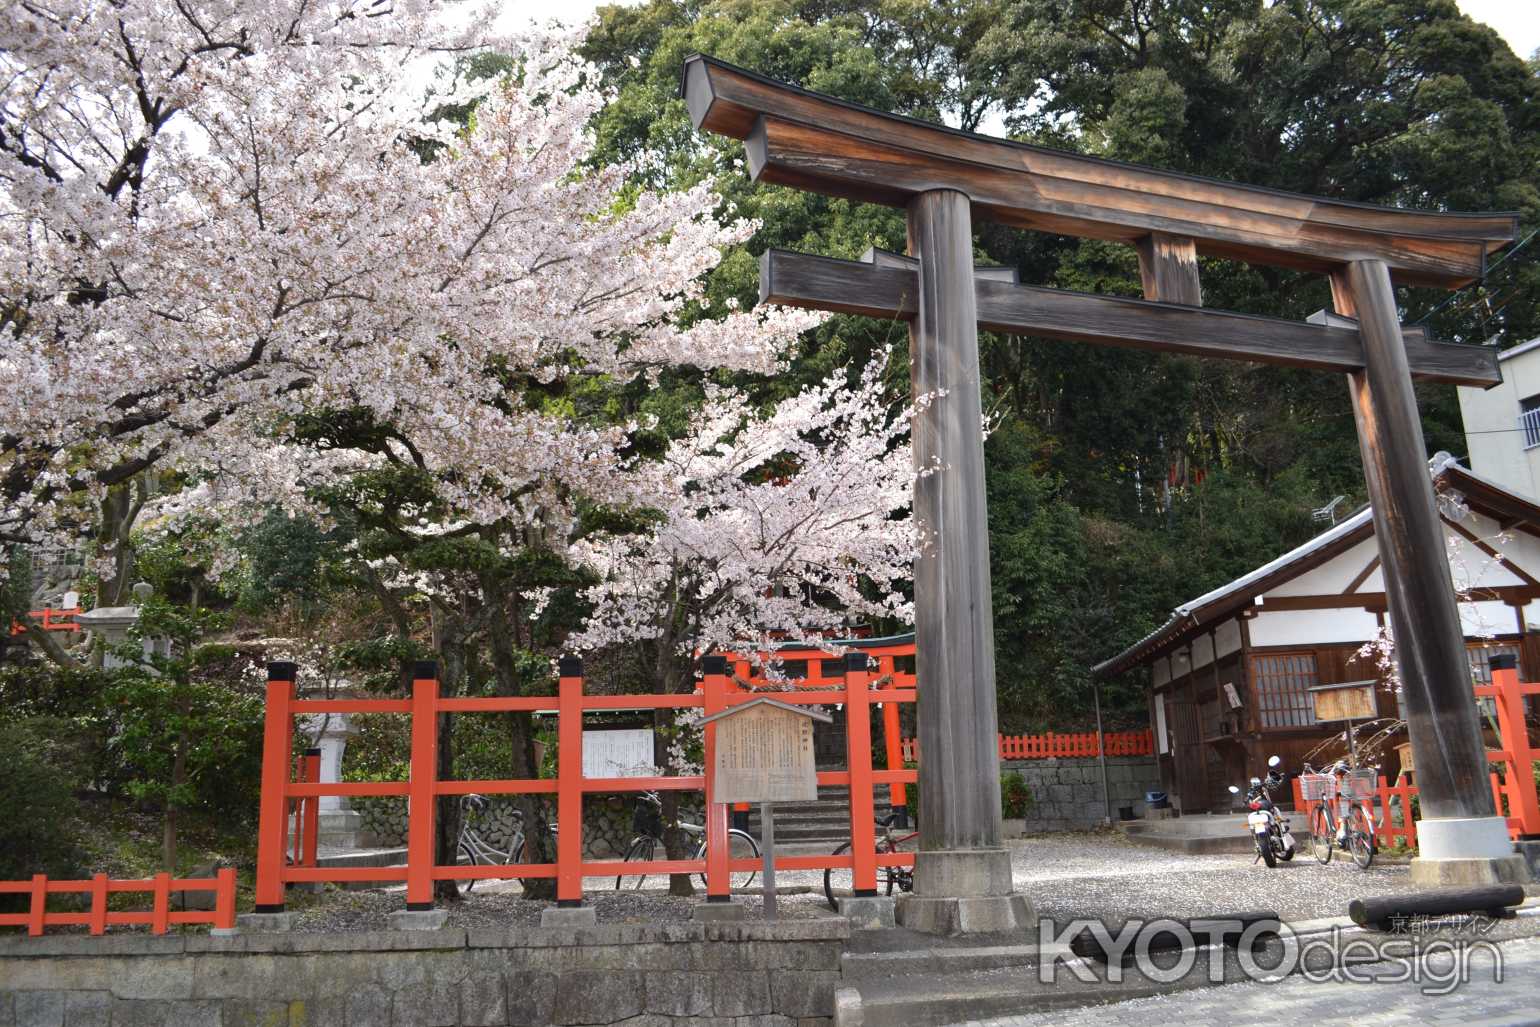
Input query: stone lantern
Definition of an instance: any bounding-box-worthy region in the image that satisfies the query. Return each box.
[77,582,167,669]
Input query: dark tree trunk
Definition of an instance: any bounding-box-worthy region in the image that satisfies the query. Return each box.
[649,631,697,897]
[485,578,556,900]
[431,606,469,902]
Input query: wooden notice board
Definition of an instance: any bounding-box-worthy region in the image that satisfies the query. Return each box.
[1308,680,1378,722]
[705,700,826,804]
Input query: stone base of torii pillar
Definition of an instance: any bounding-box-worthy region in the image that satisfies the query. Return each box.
[897,851,1033,935]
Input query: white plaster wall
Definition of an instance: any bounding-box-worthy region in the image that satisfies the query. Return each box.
[1248,607,1380,647]
[1459,344,1540,502]
[1459,599,1519,638]
[1190,633,1215,669]
[1270,536,1379,596]
[1214,618,1242,659]
[1153,658,1170,687]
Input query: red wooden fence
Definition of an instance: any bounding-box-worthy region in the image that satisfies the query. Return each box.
[253,655,918,913]
[288,749,321,868]
[1286,660,1540,847]
[723,638,917,812]
[8,607,80,636]
[1479,660,1540,839]
[0,869,236,936]
[901,729,1154,763]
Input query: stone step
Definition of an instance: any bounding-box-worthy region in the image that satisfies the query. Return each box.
[841,941,1069,980]
[833,929,1306,1026]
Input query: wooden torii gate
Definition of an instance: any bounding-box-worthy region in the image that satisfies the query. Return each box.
[683,54,1528,929]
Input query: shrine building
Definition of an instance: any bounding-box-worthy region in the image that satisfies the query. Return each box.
[1094,454,1540,814]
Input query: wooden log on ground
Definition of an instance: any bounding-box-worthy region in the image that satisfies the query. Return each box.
[1348,886,1524,930]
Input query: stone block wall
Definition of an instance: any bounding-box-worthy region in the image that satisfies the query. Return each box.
[0,920,846,1026]
[1002,756,1161,833]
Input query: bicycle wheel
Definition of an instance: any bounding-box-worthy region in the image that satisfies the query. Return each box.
[824,842,853,911]
[727,829,760,890]
[1347,805,1375,869]
[883,832,919,896]
[1309,804,1333,864]
[456,841,481,896]
[616,836,654,890]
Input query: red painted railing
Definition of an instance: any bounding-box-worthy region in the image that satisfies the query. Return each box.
[288,749,320,868]
[252,656,918,913]
[1478,662,1540,839]
[8,607,81,636]
[1285,663,1540,847]
[0,869,236,936]
[901,729,1154,763]
[724,637,917,811]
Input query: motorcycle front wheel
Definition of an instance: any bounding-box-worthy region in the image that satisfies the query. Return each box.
[1277,839,1296,862]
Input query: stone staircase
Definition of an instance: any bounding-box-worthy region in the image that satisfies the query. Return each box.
[742,781,904,849]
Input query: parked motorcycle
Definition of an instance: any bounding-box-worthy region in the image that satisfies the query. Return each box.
[1228,755,1297,868]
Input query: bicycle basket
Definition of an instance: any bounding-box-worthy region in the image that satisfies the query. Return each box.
[1299,774,1336,801]
[631,799,662,837]
[1342,769,1378,801]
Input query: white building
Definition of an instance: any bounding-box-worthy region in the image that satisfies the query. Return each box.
[1458,336,1540,500]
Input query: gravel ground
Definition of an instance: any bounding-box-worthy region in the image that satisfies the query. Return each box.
[1019,832,1421,924]
[289,830,1442,932]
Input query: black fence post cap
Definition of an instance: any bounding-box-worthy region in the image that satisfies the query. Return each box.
[413,660,438,680]
[844,652,869,672]
[267,661,298,682]
[701,655,729,675]
[558,655,583,677]
[1489,653,1518,671]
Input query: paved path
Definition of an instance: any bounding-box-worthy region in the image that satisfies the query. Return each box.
[964,935,1540,1027]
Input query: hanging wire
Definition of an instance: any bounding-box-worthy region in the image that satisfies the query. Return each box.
[1413,228,1538,329]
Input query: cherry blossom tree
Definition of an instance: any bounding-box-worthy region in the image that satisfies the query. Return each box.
[574,358,916,687]
[0,0,812,595]
[4,2,918,899]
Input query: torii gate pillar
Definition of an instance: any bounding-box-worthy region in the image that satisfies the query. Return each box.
[1339,261,1528,886]
[899,189,1032,933]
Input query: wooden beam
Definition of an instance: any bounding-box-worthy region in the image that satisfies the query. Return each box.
[1344,555,1381,594]
[1137,233,1202,305]
[758,249,1501,387]
[1444,516,1540,587]
[1259,585,1540,611]
[685,54,1518,287]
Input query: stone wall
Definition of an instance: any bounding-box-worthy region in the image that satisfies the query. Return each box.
[1003,756,1161,833]
[0,920,845,1026]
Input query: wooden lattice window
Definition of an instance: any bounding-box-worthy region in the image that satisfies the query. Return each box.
[1467,643,1521,685]
[1250,653,1319,729]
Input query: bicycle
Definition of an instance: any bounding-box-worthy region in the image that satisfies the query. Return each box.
[614,791,760,890]
[1300,761,1377,869]
[455,794,554,895]
[823,813,918,911]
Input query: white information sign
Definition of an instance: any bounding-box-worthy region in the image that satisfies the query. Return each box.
[582,728,655,779]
